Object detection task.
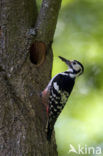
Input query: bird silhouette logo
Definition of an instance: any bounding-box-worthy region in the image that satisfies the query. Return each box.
[69,144,78,154]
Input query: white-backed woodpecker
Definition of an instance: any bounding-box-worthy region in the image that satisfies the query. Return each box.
[41,56,84,141]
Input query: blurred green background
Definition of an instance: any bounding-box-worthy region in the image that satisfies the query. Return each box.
[38,0,103,155]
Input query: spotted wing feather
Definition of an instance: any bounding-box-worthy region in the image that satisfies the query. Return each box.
[46,83,69,141]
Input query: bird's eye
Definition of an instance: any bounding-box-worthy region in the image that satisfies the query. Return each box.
[73,62,76,65]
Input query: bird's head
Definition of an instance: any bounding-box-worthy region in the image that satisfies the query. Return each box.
[59,56,84,77]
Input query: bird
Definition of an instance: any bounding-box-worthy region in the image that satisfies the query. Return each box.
[41,56,84,141]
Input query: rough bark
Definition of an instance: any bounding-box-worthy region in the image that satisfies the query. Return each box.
[0,0,61,155]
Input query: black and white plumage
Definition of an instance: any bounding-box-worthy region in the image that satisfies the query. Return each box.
[41,56,84,141]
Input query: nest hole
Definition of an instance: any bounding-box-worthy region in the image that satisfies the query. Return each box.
[30,41,46,66]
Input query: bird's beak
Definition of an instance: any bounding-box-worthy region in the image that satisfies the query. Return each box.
[58,56,72,68]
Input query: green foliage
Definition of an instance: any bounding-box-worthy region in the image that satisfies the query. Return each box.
[52,0,103,155]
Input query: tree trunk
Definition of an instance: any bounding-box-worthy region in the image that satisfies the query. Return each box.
[0,0,61,155]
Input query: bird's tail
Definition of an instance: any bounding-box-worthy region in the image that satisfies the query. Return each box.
[45,120,54,141]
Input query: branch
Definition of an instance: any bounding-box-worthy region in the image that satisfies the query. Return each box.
[30,0,62,65]
[35,0,62,43]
